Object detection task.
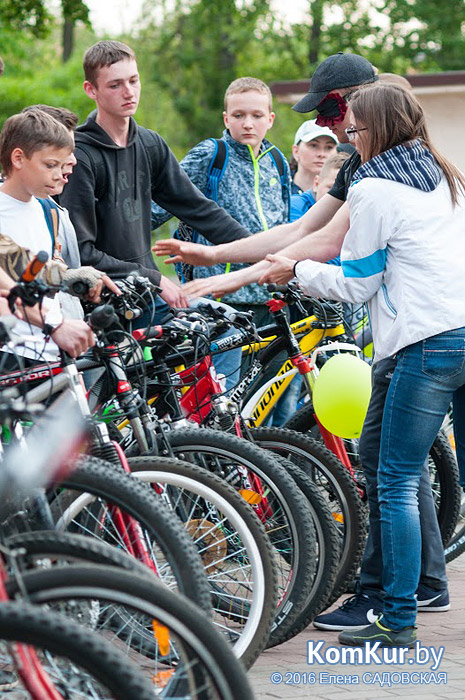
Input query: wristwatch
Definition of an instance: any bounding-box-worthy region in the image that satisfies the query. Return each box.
[43,308,64,337]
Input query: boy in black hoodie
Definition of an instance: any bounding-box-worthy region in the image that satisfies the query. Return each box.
[59,40,250,311]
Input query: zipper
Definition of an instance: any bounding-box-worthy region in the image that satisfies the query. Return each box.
[382,283,397,316]
[248,144,274,232]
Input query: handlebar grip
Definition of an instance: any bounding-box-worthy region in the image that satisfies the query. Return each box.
[21,251,49,282]
[132,326,163,342]
[69,280,90,297]
[89,304,117,330]
[266,284,288,294]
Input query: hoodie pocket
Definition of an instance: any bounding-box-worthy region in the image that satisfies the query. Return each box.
[381,283,397,317]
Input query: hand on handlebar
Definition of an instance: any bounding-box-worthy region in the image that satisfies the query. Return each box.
[51,319,95,358]
[259,254,297,286]
[85,274,121,303]
[152,239,216,267]
[63,267,122,302]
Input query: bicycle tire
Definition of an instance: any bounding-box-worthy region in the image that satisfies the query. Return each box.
[267,454,341,646]
[5,530,155,578]
[126,455,278,668]
[0,601,155,699]
[49,455,212,613]
[286,402,461,545]
[248,426,368,606]
[156,427,317,647]
[6,566,254,700]
[7,513,275,668]
[445,507,465,563]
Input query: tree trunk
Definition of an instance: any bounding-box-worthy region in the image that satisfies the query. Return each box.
[309,0,324,66]
[62,17,74,63]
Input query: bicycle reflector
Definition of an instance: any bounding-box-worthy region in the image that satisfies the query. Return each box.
[313,353,372,439]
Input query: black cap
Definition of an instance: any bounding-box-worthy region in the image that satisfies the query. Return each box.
[292,53,378,113]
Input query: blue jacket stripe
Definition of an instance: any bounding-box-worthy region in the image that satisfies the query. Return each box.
[342,248,386,278]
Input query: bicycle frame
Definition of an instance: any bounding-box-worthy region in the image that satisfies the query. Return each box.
[0,354,160,575]
[0,566,64,699]
[155,302,359,476]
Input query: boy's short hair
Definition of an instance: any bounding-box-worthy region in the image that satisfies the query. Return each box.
[224,77,273,111]
[83,40,136,86]
[0,111,74,177]
[319,152,349,181]
[21,104,79,132]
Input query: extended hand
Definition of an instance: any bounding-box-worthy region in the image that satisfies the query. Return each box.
[152,239,216,267]
[259,254,297,286]
[182,272,244,299]
[158,275,189,308]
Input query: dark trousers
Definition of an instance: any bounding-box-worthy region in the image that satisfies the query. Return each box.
[358,356,447,594]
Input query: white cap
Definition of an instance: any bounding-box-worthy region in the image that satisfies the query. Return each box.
[293,119,338,146]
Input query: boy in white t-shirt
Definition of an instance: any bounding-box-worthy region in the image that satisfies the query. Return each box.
[0,110,95,364]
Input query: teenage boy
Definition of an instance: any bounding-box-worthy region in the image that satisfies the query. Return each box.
[151,75,291,402]
[0,110,95,362]
[59,40,251,316]
[151,77,291,323]
[154,54,449,630]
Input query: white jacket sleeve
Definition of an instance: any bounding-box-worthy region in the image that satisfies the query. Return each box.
[295,179,391,303]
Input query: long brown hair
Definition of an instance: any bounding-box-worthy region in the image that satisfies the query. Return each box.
[350,83,465,205]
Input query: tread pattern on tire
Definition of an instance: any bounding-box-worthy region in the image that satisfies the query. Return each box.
[126,455,279,668]
[157,427,318,647]
[249,426,368,606]
[0,600,155,699]
[51,455,212,613]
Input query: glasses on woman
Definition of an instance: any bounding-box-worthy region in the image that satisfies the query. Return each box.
[345,127,368,142]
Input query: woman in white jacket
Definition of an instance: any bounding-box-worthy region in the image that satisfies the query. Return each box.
[288,83,465,646]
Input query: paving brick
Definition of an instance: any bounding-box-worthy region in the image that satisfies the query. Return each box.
[248,554,465,699]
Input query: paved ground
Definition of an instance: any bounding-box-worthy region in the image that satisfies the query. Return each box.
[249,555,465,699]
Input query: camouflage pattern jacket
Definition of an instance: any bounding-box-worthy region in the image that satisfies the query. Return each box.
[151,129,291,306]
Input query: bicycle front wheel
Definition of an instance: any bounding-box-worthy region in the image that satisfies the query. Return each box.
[0,601,155,699]
[127,455,278,668]
[249,426,368,605]
[6,566,254,700]
[49,455,212,612]
[156,427,317,647]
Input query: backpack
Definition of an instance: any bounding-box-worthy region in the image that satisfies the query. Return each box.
[37,197,62,261]
[173,138,289,283]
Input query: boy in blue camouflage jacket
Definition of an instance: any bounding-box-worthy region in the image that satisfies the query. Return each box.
[151,77,291,321]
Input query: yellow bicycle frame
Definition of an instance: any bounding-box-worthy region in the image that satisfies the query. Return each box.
[240,314,346,427]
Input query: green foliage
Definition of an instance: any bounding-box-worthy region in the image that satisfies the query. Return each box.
[382,0,465,71]
[0,0,53,38]
[1,0,463,161]
[137,0,272,147]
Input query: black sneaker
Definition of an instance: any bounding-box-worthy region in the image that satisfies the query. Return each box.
[313,592,383,631]
[0,670,18,691]
[416,583,450,612]
[339,617,417,647]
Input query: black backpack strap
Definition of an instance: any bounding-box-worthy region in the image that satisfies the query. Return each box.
[75,142,107,200]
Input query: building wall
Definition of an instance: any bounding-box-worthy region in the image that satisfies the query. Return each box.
[415,88,465,171]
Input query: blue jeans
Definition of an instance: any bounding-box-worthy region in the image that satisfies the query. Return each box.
[378,328,465,629]
[359,357,447,597]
